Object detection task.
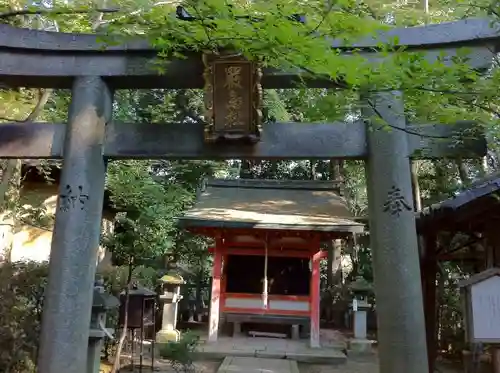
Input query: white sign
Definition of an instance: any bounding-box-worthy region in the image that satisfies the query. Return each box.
[353,299,358,312]
[470,276,500,341]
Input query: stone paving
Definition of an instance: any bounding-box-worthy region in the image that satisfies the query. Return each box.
[196,335,347,365]
[217,357,300,373]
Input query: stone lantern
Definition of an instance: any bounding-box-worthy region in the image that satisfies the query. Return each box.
[87,278,119,373]
[156,273,186,343]
[348,276,373,353]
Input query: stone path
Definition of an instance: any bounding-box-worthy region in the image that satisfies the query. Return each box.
[197,336,346,364]
[217,357,299,373]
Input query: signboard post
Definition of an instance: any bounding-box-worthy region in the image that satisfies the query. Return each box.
[459,268,500,373]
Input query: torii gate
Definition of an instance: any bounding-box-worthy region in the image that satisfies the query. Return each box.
[0,17,497,373]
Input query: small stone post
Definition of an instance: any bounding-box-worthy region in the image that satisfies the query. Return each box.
[156,274,185,343]
[38,76,112,373]
[363,91,429,373]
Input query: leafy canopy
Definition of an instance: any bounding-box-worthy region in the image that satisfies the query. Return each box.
[19,0,499,133]
[102,160,191,266]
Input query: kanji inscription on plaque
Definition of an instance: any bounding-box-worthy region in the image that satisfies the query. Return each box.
[202,52,262,142]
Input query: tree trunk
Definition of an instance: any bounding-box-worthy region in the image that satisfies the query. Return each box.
[455,158,470,185]
[338,160,346,195]
[239,160,253,179]
[310,160,317,180]
[411,161,422,212]
[326,240,333,289]
[111,262,134,373]
[348,237,360,280]
[326,160,342,288]
[479,156,488,177]
[436,264,447,352]
[0,161,21,262]
[195,265,204,321]
[325,240,343,289]
[433,160,448,200]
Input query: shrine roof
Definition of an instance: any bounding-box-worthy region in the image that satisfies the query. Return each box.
[417,172,500,232]
[178,179,364,233]
[458,267,500,288]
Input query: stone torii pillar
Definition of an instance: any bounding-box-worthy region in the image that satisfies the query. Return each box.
[363,91,429,373]
[37,77,112,373]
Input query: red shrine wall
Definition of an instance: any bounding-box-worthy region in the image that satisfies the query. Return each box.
[223,294,310,316]
[204,232,325,345]
[212,246,325,317]
[223,254,311,315]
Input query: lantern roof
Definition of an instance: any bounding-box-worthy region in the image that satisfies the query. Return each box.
[160,274,185,285]
[178,179,364,232]
[348,276,373,293]
[92,290,120,310]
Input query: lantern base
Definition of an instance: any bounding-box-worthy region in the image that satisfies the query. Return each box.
[348,339,375,355]
[156,329,181,343]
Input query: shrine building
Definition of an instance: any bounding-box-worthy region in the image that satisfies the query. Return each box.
[178,179,364,347]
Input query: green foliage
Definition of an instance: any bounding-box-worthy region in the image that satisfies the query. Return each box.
[437,263,469,356]
[0,262,159,372]
[100,265,159,296]
[85,0,500,134]
[12,0,499,130]
[0,261,48,373]
[159,331,201,373]
[102,160,192,266]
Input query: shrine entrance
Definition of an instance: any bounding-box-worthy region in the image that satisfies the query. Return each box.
[0,17,493,373]
[178,179,364,347]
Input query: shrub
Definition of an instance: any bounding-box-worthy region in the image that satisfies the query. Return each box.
[0,262,158,371]
[0,261,48,373]
[159,331,201,373]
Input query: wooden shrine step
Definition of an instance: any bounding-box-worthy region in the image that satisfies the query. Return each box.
[248,330,287,339]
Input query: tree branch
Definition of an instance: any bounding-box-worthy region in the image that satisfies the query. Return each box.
[0,89,52,123]
[1,88,53,206]
[308,1,335,35]
[25,89,53,121]
[365,98,470,140]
